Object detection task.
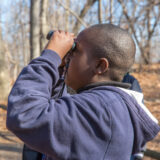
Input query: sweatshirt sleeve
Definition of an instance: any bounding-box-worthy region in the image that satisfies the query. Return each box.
[6,49,73,157]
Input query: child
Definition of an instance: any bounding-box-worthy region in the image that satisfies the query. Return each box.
[7,24,160,160]
[122,72,142,93]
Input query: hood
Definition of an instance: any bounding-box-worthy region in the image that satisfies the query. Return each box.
[106,86,160,155]
[119,87,158,124]
[78,82,160,155]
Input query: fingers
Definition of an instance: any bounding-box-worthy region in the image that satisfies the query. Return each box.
[54,30,75,38]
[46,30,75,59]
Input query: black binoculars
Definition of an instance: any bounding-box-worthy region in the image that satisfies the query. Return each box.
[46,30,76,51]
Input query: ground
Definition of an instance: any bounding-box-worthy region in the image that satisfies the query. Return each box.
[132,64,160,155]
[0,64,160,160]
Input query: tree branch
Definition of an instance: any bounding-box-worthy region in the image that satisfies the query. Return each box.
[72,0,98,34]
[56,0,88,32]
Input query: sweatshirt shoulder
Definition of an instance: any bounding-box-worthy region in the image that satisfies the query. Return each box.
[62,91,112,119]
[68,89,118,117]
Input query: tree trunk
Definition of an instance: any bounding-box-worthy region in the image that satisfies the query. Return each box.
[98,0,102,24]
[65,0,70,31]
[109,0,113,23]
[30,0,40,60]
[0,23,11,101]
[40,0,49,51]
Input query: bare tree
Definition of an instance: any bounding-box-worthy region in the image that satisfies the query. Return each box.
[72,0,98,34]
[109,0,113,23]
[65,0,70,31]
[40,0,49,51]
[98,0,102,23]
[0,18,12,100]
[30,0,40,60]
[56,0,88,34]
[117,0,160,64]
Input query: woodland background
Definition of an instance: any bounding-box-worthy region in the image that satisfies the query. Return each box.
[0,0,160,159]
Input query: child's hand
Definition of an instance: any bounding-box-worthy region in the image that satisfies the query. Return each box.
[45,30,74,59]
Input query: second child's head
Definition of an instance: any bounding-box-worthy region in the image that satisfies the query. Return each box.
[65,23,135,91]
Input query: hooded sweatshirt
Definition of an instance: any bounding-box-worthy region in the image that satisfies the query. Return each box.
[7,50,160,160]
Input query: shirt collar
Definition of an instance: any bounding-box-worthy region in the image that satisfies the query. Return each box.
[77,81,131,93]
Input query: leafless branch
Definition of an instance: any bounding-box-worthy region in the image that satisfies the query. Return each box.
[56,0,88,30]
[72,0,97,34]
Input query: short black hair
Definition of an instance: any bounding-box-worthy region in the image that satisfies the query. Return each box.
[81,23,135,81]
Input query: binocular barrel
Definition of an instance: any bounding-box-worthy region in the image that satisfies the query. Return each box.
[46,30,54,40]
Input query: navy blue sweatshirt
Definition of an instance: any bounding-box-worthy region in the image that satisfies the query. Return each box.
[7,50,160,160]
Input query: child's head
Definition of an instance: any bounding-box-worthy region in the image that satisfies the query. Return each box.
[65,23,135,91]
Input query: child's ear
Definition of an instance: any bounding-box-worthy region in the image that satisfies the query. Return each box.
[95,58,109,74]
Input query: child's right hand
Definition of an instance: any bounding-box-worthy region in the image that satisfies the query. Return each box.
[45,30,75,59]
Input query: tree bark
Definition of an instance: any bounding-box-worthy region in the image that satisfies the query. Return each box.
[98,0,102,24]
[30,0,40,60]
[109,0,113,23]
[40,0,49,51]
[65,0,70,31]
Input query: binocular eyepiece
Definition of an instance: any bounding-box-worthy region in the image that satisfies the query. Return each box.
[46,30,76,51]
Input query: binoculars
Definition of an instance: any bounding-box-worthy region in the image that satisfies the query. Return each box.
[46,30,76,51]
